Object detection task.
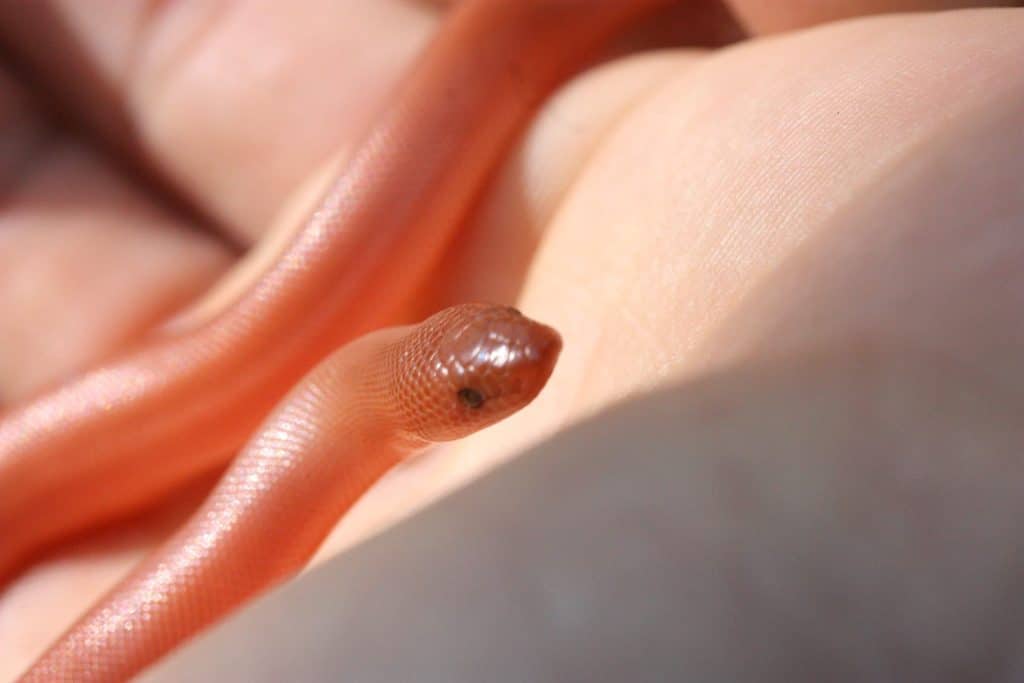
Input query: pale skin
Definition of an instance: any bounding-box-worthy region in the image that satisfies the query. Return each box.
[1,0,1023,678]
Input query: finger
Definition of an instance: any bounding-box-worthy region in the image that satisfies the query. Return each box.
[145,351,1024,682]
[504,7,1024,436]
[0,0,443,243]
[323,7,1024,558]
[0,67,231,403]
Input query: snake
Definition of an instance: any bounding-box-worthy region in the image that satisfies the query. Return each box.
[3,0,672,679]
[20,304,560,681]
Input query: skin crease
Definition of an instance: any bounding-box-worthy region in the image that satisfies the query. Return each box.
[20,304,561,682]
[0,0,1022,679]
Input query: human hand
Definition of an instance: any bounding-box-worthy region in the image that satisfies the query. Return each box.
[2,0,1020,678]
[154,6,1024,678]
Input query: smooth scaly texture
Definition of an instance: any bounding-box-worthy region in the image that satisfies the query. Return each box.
[0,0,673,579]
[19,304,561,682]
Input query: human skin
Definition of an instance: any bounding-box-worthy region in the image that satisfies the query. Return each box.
[1,0,1023,678]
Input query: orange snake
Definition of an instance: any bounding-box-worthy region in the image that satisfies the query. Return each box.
[20,304,560,681]
[2,0,671,679]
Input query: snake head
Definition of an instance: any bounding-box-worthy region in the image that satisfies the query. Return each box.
[392,303,562,443]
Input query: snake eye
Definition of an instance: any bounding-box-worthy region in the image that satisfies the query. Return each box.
[457,387,485,409]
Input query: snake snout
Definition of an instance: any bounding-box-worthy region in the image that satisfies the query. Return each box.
[403,304,561,442]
